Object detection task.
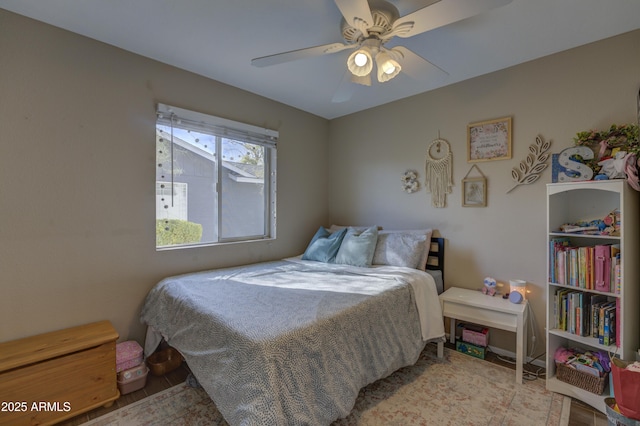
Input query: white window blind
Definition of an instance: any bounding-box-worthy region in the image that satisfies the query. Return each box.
[156,104,278,148]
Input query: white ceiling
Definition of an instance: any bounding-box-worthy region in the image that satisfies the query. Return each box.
[2,0,640,119]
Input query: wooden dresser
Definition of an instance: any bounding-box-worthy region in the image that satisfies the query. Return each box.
[0,320,120,425]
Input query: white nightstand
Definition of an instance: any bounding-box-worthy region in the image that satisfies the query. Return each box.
[439,286,528,384]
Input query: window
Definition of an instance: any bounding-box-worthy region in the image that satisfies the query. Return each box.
[156,104,277,249]
[156,182,188,221]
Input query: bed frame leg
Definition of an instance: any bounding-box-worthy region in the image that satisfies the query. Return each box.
[437,341,444,359]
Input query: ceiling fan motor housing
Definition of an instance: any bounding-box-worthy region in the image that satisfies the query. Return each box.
[341,1,400,44]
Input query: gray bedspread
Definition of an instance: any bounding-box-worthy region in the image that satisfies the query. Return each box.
[140,259,444,425]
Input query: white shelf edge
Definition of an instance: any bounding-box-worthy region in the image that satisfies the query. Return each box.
[548,282,620,298]
[547,376,609,414]
[548,232,620,240]
[548,329,618,352]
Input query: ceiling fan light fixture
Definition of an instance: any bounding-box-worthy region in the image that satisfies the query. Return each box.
[347,48,373,77]
[350,73,372,86]
[375,51,401,82]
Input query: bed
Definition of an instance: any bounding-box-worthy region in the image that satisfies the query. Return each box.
[140,227,445,425]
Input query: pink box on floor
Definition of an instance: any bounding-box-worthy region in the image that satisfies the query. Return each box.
[117,364,148,395]
[116,340,143,373]
[462,324,489,347]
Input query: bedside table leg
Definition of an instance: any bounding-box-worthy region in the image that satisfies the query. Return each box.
[449,318,456,344]
[516,313,524,384]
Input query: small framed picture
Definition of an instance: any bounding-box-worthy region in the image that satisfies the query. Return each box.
[467,116,512,162]
[462,177,487,207]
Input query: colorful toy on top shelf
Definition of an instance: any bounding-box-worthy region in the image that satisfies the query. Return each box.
[558,208,620,236]
[598,150,628,180]
[482,277,497,296]
[571,123,640,190]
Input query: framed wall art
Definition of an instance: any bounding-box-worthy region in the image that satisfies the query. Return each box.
[462,177,486,207]
[467,116,512,162]
[462,164,487,207]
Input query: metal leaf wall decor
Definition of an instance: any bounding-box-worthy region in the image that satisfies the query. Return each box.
[507,135,552,193]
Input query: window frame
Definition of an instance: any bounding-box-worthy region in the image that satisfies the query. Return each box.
[156,104,277,250]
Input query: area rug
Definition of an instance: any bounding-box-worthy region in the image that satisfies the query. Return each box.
[85,344,570,426]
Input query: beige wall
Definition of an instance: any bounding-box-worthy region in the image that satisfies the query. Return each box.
[2,6,639,358]
[0,9,330,343]
[329,29,640,355]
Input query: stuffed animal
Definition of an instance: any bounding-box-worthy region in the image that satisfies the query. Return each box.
[597,150,628,179]
[554,347,575,364]
[482,277,497,296]
[590,210,619,235]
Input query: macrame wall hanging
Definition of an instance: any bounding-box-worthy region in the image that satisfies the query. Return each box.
[425,138,453,208]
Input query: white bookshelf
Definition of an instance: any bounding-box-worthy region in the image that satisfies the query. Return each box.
[546,180,640,413]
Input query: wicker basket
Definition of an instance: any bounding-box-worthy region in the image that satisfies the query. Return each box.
[147,347,183,376]
[556,362,607,394]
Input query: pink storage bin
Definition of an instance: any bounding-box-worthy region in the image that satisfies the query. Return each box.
[462,325,489,347]
[116,340,143,373]
[117,363,147,382]
[117,365,148,395]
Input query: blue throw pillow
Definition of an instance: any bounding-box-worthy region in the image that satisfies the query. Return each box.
[302,227,347,263]
[335,226,379,267]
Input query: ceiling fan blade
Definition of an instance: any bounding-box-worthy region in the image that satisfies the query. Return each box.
[391,46,449,81]
[392,0,512,39]
[332,70,360,103]
[334,0,374,31]
[251,42,355,67]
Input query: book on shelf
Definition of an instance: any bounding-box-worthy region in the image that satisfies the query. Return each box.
[608,305,616,346]
[554,288,619,344]
[601,304,617,346]
[578,247,586,289]
[589,295,609,337]
[586,246,595,290]
[611,245,621,294]
[594,245,612,292]
[569,292,577,334]
[557,289,576,331]
[550,241,619,293]
[549,238,570,283]
[597,301,616,345]
[615,297,620,347]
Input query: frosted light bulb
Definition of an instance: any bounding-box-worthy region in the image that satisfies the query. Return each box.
[382,62,396,74]
[354,52,368,66]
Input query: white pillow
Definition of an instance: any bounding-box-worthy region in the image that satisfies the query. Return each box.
[329,224,382,233]
[372,229,433,270]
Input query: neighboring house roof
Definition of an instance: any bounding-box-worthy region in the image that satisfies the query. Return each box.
[157,129,263,183]
[223,161,263,181]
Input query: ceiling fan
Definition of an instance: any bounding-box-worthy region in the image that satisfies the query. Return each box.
[251,0,512,102]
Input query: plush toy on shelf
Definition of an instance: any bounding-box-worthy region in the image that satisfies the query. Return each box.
[482,277,497,296]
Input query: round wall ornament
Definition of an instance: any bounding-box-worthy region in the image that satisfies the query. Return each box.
[401,170,420,193]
